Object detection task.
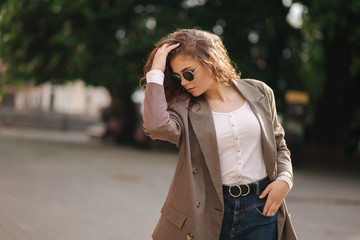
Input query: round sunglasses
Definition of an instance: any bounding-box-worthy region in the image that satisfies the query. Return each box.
[171,65,200,82]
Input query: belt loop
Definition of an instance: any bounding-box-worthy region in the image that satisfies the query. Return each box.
[255,181,260,195]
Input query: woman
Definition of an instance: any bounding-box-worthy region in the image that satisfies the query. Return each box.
[141,29,297,240]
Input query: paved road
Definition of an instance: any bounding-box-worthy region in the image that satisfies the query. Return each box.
[0,127,359,240]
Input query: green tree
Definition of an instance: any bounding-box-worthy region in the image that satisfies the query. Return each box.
[0,0,192,143]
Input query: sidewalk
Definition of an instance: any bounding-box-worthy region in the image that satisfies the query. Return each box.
[0,127,359,240]
[287,170,360,240]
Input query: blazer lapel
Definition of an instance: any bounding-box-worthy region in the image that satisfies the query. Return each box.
[233,80,277,179]
[188,95,224,203]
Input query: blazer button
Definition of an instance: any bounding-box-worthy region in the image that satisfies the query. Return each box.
[192,167,198,175]
[195,200,200,208]
[187,233,194,240]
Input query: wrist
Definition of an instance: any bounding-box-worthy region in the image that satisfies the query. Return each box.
[150,67,164,72]
[276,172,293,190]
[277,172,293,184]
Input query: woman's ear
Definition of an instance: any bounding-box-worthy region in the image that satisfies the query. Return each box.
[209,56,217,70]
[207,57,220,82]
[208,57,217,72]
[209,56,215,64]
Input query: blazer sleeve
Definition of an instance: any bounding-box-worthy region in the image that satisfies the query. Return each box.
[143,83,184,147]
[265,86,293,177]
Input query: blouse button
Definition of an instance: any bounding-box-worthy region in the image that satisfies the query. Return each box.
[195,200,200,208]
[192,167,199,175]
[187,233,194,239]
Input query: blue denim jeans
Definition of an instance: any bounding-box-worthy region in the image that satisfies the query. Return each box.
[219,193,277,240]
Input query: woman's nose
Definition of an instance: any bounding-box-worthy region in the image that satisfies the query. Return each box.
[180,77,190,87]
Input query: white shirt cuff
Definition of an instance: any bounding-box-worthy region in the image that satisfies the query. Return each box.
[146,69,164,85]
[276,171,293,190]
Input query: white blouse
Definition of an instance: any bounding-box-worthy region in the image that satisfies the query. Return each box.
[212,101,267,185]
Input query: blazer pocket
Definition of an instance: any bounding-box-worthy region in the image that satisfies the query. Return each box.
[161,204,187,229]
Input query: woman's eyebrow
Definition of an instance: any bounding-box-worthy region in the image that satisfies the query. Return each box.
[181,66,192,72]
[173,66,192,75]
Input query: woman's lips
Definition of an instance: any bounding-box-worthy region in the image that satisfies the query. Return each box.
[187,87,195,92]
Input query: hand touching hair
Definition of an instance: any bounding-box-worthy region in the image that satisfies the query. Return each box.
[141,29,241,104]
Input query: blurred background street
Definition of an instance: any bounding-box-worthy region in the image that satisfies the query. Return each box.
[0,0,360,239]
[0,127,359,240]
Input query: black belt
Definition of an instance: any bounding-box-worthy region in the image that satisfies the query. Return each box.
[223,177,270,197]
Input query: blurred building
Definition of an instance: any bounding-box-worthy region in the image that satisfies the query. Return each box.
[0,80,111,131]
[14,81,110,117]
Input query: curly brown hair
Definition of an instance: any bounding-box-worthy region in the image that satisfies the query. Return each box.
[140,29,241,105]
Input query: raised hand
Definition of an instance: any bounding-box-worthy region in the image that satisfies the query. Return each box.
[151,43,180,72]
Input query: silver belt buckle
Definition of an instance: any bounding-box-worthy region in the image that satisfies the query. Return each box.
[229,184,250,197]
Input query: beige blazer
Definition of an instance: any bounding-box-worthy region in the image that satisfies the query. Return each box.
[143,79,297,240]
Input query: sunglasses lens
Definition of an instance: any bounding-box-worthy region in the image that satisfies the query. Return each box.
[183,71,194,81]
[171,74,181,81]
